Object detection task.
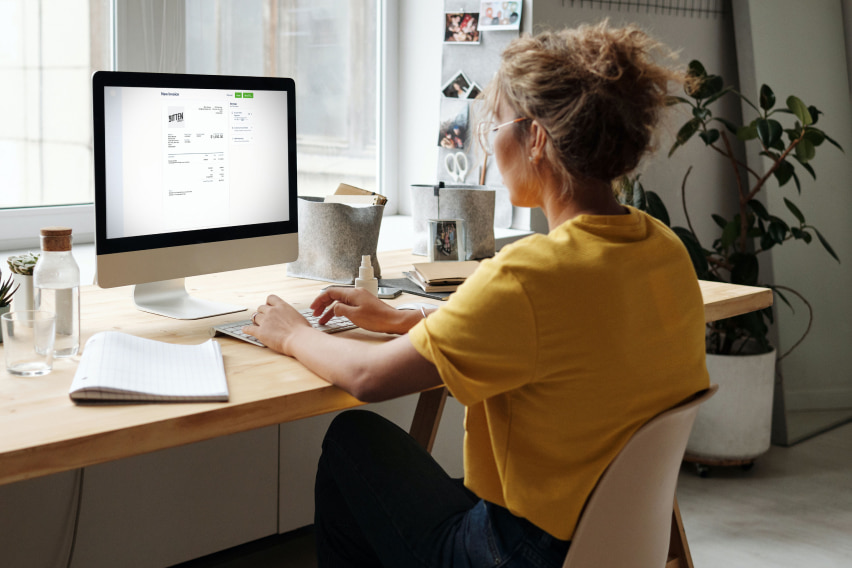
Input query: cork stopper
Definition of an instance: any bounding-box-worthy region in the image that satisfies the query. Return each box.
[40,226,73,252]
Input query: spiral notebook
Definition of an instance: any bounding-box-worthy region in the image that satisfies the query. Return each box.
[69,331,229,403]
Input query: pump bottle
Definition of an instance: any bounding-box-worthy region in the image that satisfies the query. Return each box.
[354,255,379,297]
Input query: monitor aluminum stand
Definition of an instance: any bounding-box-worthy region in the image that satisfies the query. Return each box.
[133,278,246,320]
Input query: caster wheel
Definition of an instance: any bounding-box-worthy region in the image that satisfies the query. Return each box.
[741,462,754,472]
[695,463,710,478]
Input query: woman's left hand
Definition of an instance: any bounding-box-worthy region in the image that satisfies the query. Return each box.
[243,294,312,355]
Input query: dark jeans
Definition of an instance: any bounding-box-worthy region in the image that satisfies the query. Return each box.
[314,409,571,567]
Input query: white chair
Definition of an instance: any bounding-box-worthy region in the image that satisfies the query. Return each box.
[562,385,718,568]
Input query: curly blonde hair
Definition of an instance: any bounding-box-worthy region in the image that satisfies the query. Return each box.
[481,21,681,191]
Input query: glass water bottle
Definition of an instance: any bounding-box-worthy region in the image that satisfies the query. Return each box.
[33,227,80,357]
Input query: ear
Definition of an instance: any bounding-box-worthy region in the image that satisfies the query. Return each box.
[528,120,549,163]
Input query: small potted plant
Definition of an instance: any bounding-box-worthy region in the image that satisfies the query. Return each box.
[7,252,40,312]
[0,267,20,343]
[617,60,842,470]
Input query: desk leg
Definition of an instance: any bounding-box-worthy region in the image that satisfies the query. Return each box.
[409,387,449,453]
[666,496,695,568]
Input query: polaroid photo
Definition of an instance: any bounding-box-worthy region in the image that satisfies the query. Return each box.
[478,1,522,31]
[442,70,473,99]
[444,12,481,44]
[429,219,466,262]
[467,82,482,100]
[437,98,470,150]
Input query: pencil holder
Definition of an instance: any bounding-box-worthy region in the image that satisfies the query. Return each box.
[411,183,495,260]
[286,196,384,284]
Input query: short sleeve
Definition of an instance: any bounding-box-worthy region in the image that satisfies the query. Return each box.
[408,257,537,407]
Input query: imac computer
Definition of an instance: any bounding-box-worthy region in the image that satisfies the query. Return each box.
[92,71,298,319]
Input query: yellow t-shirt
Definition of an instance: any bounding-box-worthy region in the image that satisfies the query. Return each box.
[408,207,709,541]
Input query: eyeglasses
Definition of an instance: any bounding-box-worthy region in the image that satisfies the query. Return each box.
[476,117,529,155]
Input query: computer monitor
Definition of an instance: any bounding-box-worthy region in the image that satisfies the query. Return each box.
[92,71,298,319]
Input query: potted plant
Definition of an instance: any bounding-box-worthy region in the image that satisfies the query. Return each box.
[617,60,842,471]
[7,252,40,311]
[0,267,20,343]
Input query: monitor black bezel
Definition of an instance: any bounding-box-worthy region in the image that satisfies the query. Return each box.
[92,71,298,255]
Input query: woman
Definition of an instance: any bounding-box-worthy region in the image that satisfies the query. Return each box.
[245,21,709,568]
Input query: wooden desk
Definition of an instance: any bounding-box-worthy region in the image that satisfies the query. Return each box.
[0,249,771,563]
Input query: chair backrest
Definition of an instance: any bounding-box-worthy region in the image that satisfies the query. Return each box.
[562,385,718,568]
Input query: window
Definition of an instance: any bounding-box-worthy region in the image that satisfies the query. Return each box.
[0,0,382,250]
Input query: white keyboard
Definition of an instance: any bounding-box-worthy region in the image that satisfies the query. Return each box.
[211,309,357,347]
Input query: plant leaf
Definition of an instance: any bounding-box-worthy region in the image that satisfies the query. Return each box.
[666,95,691,106]
[720,219,739,251]
[803,128,825,146]
[699,129,720,145]
[737,123,758,141]
[773,160,794,187]
[823,133,844,152]
[768,219,788,244]
[756,118,783,148]
[787,96,813,126]
[795,138,816,163]
[711,214,728,229]
[812,227,840,262]
[783,198,805,224]
[730,253,760,285]
[808,105,821,125]
[747,199,770,220]
[693,107,711,120]
[759,84,775,110]
[669,119,702,156]
[714,117,739,134]
[644,191,670,226]
[673,227,709,277]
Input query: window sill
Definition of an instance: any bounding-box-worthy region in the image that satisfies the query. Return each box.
[1,216,532,287]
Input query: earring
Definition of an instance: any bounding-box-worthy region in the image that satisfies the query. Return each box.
[529,156,533,162]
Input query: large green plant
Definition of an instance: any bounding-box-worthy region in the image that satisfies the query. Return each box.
[619,60,842,356]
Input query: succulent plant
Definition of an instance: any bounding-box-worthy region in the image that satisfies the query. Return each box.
[0,269,19,308]
[7,252,40,276]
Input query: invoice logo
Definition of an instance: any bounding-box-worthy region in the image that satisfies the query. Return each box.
[168,107,185,128]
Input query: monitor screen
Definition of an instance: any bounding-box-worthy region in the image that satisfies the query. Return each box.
[92,72,298,319]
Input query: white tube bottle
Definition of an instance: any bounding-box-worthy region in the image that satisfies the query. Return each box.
[354,255,379,297]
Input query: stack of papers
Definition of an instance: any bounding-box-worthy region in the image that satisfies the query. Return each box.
[405,260,479,292]
[323,183,387,206]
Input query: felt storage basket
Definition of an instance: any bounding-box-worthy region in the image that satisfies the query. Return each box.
[411,183,495,259]
[286,196,383,283]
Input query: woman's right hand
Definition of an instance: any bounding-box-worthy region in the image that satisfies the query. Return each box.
[311,287,422,335]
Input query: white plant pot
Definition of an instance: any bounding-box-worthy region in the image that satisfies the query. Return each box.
[686,348,776,462]
[11,274,34,311]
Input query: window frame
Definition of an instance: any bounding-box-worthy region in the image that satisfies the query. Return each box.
[0,0,396,252]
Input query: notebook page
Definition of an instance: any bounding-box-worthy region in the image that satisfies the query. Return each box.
[70,331,228,401]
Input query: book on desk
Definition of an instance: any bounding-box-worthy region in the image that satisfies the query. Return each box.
[405,260,480,293]
[69,331,229,402]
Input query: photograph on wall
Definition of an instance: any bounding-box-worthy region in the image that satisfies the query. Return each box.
[467,82,482,100]
[478,1,522,31]
[442,70,473,98]
[437,98,470,150]
[444,11,481,44]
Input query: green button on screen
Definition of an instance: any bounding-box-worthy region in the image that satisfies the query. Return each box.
[243,92,254,98]
[235,92,242,98]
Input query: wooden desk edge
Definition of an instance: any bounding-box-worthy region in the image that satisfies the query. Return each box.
[701,283,773,323]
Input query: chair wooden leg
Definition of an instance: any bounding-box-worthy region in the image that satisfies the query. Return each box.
[409,387,449,453]
[666,496,695,568]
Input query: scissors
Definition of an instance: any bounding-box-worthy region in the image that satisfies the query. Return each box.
[444,152,468,183]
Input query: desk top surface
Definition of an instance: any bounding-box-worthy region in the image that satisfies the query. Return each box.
[0,249,772,486]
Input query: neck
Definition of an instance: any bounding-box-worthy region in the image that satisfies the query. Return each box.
[542,179,627,229]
